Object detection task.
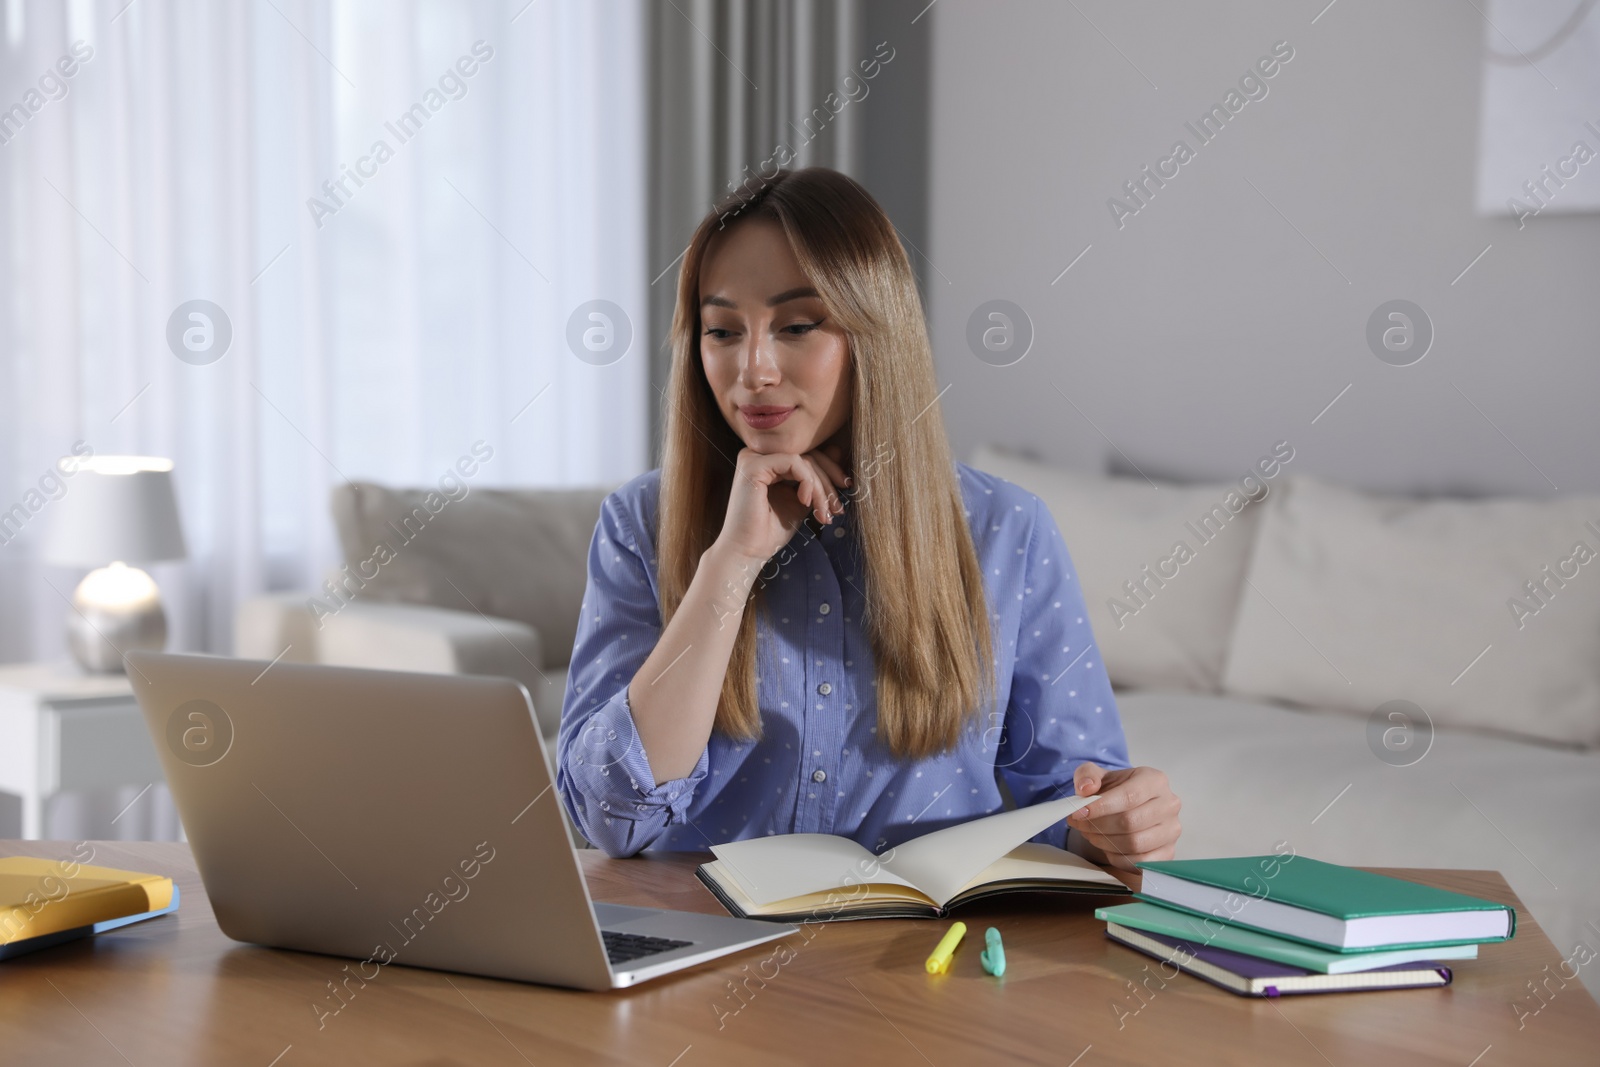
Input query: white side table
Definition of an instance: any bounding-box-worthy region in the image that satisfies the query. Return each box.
[0,662,169,839]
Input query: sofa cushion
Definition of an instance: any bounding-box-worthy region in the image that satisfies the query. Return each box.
[1222,475,1600,748]
[970,445,1281,692]
[328,482,612,669]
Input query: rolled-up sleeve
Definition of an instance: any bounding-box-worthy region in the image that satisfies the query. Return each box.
[998,494,1132,850]
[556,491,710,856]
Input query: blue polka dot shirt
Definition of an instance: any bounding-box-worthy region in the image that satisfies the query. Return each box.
[556,463,1131,857]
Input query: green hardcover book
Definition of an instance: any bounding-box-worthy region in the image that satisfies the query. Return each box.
[1096,901,1479,974]
[1135,855,1516,952]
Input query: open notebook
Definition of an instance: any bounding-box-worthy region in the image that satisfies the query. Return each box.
[696,794,1130,921]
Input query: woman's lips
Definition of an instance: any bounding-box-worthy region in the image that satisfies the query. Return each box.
[739,405,795,430]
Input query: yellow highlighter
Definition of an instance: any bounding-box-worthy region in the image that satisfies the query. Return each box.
[925,921,967,974]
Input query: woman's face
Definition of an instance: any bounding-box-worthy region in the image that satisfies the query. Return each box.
[698,219,852,457]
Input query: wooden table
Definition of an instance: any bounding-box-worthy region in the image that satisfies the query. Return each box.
[1,841,1596,1065]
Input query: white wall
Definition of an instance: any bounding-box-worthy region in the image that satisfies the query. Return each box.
[928,0,1600,496]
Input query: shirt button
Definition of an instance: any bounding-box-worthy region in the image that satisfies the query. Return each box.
[833,526,846,538]
[817,682,832,695]
[812,769,827,783]
[819,602,832,615]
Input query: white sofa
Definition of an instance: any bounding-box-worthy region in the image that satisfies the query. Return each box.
[236,481,612,753]
[1117,690,1599,990]
[237,453,1600,996]
[972,444,1600,999]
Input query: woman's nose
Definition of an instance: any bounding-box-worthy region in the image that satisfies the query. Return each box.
[739,334,780,388]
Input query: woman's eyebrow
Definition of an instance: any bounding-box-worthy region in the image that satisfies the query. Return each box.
[765,286,819,306]
[700,286,821,310]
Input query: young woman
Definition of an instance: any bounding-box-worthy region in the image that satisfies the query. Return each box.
[557,167,1181,868]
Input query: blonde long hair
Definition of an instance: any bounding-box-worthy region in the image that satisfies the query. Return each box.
[657,168,993,759]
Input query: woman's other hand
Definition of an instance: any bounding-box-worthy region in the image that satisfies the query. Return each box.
[1065,763,1182,872]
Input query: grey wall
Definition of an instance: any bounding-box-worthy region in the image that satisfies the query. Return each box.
[927,0,1600,496]
[859,0,933,294]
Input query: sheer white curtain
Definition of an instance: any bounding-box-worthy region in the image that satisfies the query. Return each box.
[0,0,649,664]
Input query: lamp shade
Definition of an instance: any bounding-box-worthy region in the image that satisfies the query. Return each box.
[42,456,188,566]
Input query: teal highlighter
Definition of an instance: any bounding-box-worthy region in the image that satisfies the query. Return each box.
[980,927,1005,977]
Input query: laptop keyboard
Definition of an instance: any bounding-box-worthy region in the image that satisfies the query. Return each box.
[602,929,693,965]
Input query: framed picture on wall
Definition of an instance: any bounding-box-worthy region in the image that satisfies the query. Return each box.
[1475,0,1600,220]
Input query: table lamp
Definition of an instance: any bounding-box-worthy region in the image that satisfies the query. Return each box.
[43,455,188,673]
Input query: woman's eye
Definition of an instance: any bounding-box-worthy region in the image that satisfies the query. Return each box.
[703,326,734,340]
[783,321,821,335]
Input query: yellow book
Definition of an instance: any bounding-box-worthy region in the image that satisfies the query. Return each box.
[0,856,175,946]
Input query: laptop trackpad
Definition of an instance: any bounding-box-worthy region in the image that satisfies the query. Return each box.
[593,902,665,928]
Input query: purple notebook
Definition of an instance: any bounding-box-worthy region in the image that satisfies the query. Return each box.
[1106,925,1454,998]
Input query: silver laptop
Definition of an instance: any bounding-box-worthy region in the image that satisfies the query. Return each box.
[126,651,793,990]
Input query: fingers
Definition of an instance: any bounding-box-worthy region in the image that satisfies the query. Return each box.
[790,456,836,525]
[735,448,849,526]
[800,457,838,523]
[1079,830,1178,872]
[1065,767,1181,871]
[1070,766,1167,821]
[1070,794,1181,870]
[807,449,852,499]
[1075,793,1180,841]
[1080,839,1178,871]
[1075,809,1180,864]
[799,454,843,520]
[775,454,843,523]
[742,451,830,518]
